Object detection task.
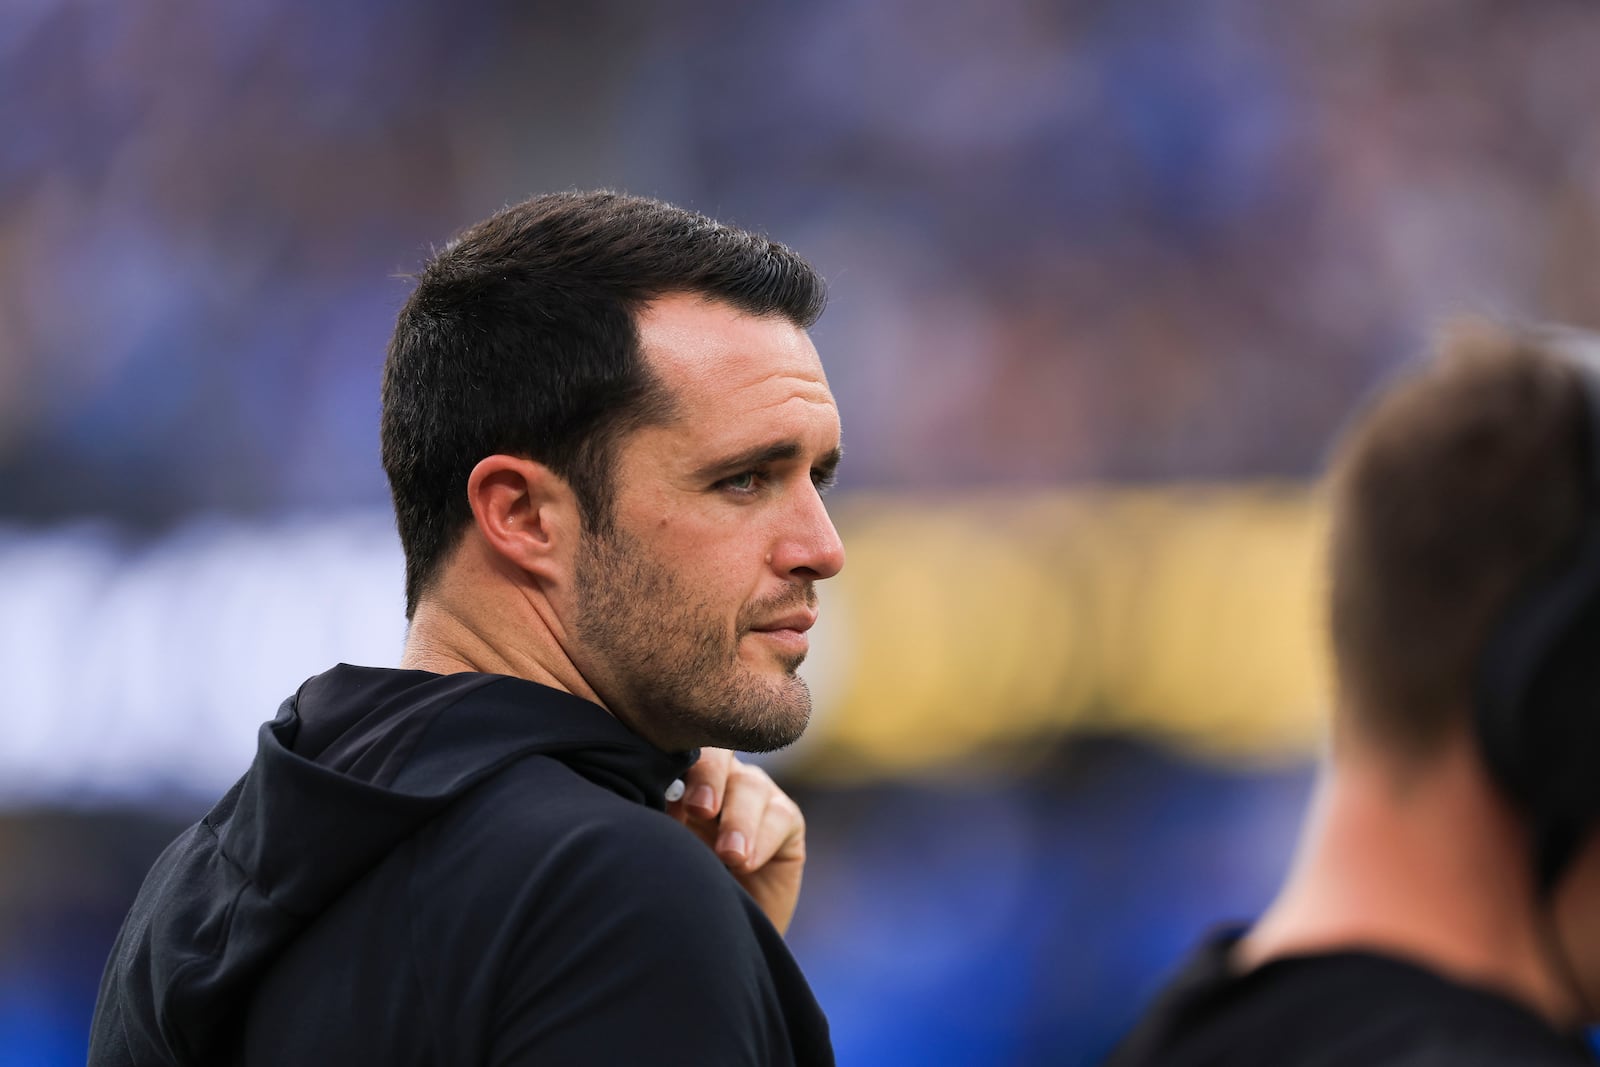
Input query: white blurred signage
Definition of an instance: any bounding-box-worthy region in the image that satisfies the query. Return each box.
[0,513,408,808]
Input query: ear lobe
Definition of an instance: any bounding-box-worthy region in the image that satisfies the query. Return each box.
[466,455,578,581]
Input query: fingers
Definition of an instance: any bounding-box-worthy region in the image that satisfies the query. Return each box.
[742,786,806,873]
[667,752,805,873]
[678,747,735,820]
[713,761,772,867]
[663,753,808,935]
[711,762,805,874]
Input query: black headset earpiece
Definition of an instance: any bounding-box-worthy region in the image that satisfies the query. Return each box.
[1474,326,1600,893]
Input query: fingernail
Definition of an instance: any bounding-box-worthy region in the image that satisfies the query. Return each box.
[664,779,685,803]
[719,830,746,861]
[689,785,715,813]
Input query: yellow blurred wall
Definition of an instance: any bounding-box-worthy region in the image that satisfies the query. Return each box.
[796,485,1331,780]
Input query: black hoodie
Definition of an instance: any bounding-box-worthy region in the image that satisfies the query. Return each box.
[89,665,834,1066]
[1104,930,1594,1066]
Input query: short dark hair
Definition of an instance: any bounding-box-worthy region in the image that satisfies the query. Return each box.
[381,190,827,619]
[1327,321,1590,753]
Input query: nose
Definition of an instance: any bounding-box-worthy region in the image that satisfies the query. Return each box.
[772,483,845,581]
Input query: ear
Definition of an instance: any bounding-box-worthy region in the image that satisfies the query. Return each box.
[465,455,582,585]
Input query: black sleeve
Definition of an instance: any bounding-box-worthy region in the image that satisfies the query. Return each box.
[486,813,805,1067]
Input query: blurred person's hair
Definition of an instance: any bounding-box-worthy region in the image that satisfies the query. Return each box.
[381,190,827,619]
[1327,320,1591,756]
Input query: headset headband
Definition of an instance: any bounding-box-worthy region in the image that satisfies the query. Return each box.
[1474,324,1600,893]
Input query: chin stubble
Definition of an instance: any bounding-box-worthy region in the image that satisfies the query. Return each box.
[573,528,818,752]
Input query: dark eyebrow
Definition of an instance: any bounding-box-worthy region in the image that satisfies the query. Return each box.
[692,441,841,482]
[813,446,843,482]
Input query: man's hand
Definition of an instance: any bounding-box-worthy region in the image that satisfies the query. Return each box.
[666,748,806,936]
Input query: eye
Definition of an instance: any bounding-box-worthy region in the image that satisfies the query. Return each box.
[718,469,765,494]
[811,468,838,495]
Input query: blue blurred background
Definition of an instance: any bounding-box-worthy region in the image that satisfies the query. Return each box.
[4,1,1600,1063]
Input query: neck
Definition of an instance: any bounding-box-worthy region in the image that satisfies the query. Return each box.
[399,570,603,710]
[1239,727,1580,1028]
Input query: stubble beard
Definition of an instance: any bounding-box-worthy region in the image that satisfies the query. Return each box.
[572,524,816,753]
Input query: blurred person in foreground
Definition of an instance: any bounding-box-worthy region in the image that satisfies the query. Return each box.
[88,191,845,1066]
[1109,322,1600,1065]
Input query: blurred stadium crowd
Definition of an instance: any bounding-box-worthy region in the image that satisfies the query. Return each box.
[10,0,1600,520]
[4,0,1600,1063]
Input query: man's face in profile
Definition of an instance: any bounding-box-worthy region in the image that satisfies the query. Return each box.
[570,293,845,753]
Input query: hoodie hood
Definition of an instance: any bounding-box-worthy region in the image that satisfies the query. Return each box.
[91,665,695,1067]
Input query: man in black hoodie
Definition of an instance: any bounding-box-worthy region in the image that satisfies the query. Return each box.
[1106,323,1600,1066]
[89,191,846,1066]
